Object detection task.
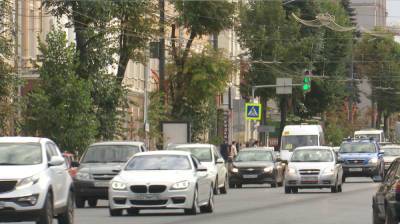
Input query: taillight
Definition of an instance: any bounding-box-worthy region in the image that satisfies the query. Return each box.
[395,180,400,201]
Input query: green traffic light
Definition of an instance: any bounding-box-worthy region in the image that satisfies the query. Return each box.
[303,84,310,91]
[303,77,311,91]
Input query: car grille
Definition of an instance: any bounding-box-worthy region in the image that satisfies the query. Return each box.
[0,181,17,193]
[130,185,167,194]
[347,159,365,165]
[239,167,264,174]
[299,169,320,175]
[130,200,168,206]
[92,173,117,181]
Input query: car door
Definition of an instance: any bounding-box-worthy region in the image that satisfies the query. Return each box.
[377,160,399,215]
[47,142,68,207]
[213,147,226,187]
[192,156,209,203]
[52,143,71,206]
[273,154,284,182]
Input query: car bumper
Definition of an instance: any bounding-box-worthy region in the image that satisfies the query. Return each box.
[74,180,109,199]
[342,165,379,177]
[109,186,195,210]
[285,173,337,188]
[229,172,276,185]
[0,209,42,222]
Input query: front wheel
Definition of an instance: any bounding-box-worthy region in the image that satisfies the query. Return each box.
[213,178,219,195]
[271,182,277,188]
[75,197,85,208]
[284,186,291,194]
[219,176,228,194]
[200,186,214,213]
[109,208,123,217]
[88,199,97,208]
[342,175,346,183]
[37,193,53,224]
[57,192,74,224]
[127,208,139,216]
[184,188,199,215]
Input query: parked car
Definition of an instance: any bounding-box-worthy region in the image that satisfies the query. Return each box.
[74,141,146,208]
[0,137,74,224]
[229,148,284,188]
[338,138,384,183]
[284,146,343,194]
[168,144,228,194]
[63,152,78,178]
[372,157,400,224]
[108,151,214,216]
[382,145,400,172]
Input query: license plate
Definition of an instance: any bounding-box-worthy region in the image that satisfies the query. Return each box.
[243,174,258,179]
[135,194,161,200]
[94,181,109,187]
[349,168,363,172]
[301,176,318,182]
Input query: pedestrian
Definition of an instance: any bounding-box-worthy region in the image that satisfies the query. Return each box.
[253,140,259,147]
[236,142,240,152]
[220,141,229,161]
[228,141,238,162]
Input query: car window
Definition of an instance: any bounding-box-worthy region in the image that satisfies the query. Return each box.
[385,161,399,183]
[81,145,140,163]
[170,147,213,162]
[339,142,376,153]
[0,143,42,165]
[291,149,334,162]
[191,156,200,169]
[236,151,273,162]
[125,155,192,170]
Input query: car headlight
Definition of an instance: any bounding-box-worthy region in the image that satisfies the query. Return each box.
[171,180,190,190]
[231,168,239,173]
[75,172,91,180]
[369,158,378,164]
[111,181,127,190]
[16,174,40,190]
[264,167,273,173]
[323,167,335,175]
[287,167,297,175]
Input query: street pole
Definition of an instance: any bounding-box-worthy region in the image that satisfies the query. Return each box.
[159,0,165,97]
[144,52,149,148]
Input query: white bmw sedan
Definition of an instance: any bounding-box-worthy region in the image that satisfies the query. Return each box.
[108,151,214,216]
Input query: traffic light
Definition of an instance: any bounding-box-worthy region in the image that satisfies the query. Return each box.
[303,76,311,92]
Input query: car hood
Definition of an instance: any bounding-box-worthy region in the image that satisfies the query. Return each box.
[78,163,125,174]
[115,170,195,184]
[233,161,273,168]
[384,156,399,163]
[339,153,377,160]
[289,162,334,170]
[0,165,45,180]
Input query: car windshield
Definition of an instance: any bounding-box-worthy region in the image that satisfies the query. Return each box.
[291,149,333,162]
[281,135,318,152]
[125,155,192,170]
[0,143,42,165]
[235,151,273,162]
[383,147,400,156]
[339,142,376,153]
[355,134,380,141]
[81,145,140,163]
[170,147,212,162]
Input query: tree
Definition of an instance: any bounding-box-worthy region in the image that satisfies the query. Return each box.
[22,29,97,153]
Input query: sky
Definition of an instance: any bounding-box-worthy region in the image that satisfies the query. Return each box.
[387,0,400,26]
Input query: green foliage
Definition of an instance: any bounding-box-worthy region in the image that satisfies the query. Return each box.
[22,29,97,153]
[147,92,171,143]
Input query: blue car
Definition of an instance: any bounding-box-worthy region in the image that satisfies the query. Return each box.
[338,138,384,183]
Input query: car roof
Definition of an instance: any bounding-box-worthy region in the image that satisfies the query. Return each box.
[0,136,50,144]
[382,145,400,149]
[282,125,322,136]
[295,146,333,151]
[134,150,191,156]
[90,141,144,147]
[168,143,214,149]
[355,129,383,134]
[240,147,274,152]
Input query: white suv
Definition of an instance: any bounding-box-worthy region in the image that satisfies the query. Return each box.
[0,137,74,224]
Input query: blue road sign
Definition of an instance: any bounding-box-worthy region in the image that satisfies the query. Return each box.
[245,103,262,121]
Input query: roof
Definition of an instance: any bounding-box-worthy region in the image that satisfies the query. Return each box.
[90,141,144,147]
[240,147,274,152]
[168,143,214,149]
[134,150,191,156]
[282,125,322,136]
[354,130,383,135]
[0,136,49,144]
[382,145,400,149]
[294,146,333,151]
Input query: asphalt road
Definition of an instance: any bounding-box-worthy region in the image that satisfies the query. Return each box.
[15,178,379,224]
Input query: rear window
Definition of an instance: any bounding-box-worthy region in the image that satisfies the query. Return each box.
[81,145,140,163]
[339,142,377,153]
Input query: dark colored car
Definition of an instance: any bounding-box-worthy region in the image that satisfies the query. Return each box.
[338,139,384,183]
[372,157,400,224]
[229,148,284,188]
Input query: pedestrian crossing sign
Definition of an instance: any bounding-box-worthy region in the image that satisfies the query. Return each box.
[245,103,262,121]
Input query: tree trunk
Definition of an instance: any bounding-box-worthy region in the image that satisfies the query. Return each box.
[375,109,381,129]
[72,8,89,80]
[259,96,268,145]
[383,113,389,137]
[116,20,129,84]
[278,96,288,149]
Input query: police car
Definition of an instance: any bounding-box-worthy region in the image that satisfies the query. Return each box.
[338,138,384,183]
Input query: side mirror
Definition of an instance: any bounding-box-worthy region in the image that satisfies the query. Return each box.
[197,165,207,172]
[71,161,80,168]
[48,156,65,167]
[216,158,225,164]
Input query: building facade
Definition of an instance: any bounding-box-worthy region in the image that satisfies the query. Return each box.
[351,0,386,30]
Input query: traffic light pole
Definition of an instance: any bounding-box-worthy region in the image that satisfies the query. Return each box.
[251,84,303,99]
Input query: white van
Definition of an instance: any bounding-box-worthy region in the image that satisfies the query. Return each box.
[354,129,385,143]
[279,125,324,161]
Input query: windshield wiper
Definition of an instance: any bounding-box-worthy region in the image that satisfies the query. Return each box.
[0,163,21,165]
[82,161,103,163]
[110,160,126,163]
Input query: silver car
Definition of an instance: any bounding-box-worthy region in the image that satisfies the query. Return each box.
[108,151,214,216]
[284,146,343,194]
[382,145,400,171]
[168,144,228,194]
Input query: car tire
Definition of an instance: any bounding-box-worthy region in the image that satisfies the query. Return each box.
[109,208,123,217]
[284,186,291,194]
[271,182,277,188]
[37,193,53,224]
[213,178,219,195]
[184,188,199,215]
[127,208,140,216]
[88,199,97,208]
[385,206,399,224]
[342,176,346,183]
[278,181,283,187]
[229,183,236,189]
[373,202,384,224]
[338,184,343,193]
[75,197,85,208]
[200,186,214,213]
[292,187,298,194]
[219,176,228,194]
[57,192,74,224]
[236,184,242,188]
[331,186,338,193]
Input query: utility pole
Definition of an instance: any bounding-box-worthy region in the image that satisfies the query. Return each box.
[348,41,354,123]
[158,0,165,97]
